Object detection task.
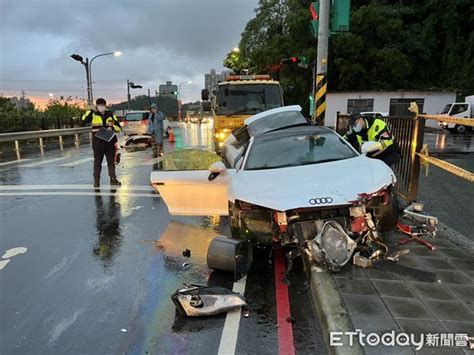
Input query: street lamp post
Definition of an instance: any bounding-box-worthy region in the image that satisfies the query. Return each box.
[178,80,192,123]
[70,51,122,106]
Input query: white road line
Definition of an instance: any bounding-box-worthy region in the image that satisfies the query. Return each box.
[217,276,247,355]
[59,157,93,167]
[0,191,158,198]
[139,157,163,166]
[0,159,31,167]
[21,157,67,167]
[0,184,154,191]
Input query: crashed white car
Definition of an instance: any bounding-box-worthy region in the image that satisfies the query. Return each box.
[151,106,397,270]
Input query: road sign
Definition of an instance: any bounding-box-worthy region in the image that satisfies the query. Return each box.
[331,0,350,32]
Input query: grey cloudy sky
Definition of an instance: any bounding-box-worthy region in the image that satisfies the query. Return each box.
[0,0,258,104]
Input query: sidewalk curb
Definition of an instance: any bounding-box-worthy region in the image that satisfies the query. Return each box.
[308,264,364,355]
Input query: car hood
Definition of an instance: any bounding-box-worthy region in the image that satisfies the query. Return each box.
[229,155,396,211]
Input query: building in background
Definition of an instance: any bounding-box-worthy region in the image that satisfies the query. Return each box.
[159,81,178,99]
[204,69,226,92]
[326,91,456,128]
[7,91,33,109]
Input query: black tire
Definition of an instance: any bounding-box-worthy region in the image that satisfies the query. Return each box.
[376,189,399,232]
[455,125,467,134]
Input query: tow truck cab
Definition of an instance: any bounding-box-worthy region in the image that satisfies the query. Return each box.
[201,75,284,149]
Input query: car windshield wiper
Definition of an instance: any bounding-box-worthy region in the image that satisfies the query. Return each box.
[297,158,345,166]
[245,162,296,171]
[226,107,263,116]
[245,158,349,171]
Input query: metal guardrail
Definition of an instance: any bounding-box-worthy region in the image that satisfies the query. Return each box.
[335,113,425,202]
[0,127,92,157]
[0,127,90,143]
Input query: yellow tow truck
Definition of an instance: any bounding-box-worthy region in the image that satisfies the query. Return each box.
[201,74,284,150]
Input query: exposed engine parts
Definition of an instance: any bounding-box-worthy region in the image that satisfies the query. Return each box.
[307,221,357,272]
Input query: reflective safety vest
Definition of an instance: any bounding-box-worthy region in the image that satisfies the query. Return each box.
[345,118,395,157]
[82,110,121,133]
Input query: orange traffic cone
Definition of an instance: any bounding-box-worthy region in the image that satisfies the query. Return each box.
[168,128,175,143]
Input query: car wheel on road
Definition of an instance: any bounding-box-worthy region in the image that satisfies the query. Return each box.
[374,188,399,232]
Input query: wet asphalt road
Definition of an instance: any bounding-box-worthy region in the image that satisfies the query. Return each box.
[418,130,474,238]
[0,123,324,355]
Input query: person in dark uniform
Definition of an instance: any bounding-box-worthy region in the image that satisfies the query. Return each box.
[344,113,400,167]
[82,98,122,187]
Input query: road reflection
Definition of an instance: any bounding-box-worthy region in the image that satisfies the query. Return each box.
[93,190,123,267]
[426,130,473,154]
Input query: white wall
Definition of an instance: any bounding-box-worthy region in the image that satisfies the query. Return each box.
[326,91,456,128]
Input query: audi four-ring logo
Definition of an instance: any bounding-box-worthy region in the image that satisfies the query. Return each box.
[309,197,334,205]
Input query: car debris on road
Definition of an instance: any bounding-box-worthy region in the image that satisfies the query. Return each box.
[171,284,247,317]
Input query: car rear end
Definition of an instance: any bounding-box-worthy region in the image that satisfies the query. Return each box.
[122,111,149,136]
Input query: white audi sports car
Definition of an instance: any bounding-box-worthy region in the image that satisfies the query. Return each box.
[151,106,397,270]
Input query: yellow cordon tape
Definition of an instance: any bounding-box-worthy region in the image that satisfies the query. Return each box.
[408,102,474,127]
[417,145,474,183]
[418,113,474,127]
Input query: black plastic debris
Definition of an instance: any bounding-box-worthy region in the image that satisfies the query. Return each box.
[182,249,191,257]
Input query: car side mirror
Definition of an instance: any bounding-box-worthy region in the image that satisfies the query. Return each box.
[208,161,227,181]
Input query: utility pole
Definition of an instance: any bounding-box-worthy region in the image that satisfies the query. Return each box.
[85,58,92,105]
[127,79,131,111]
[315,0,330,125]
[147,89,151,107]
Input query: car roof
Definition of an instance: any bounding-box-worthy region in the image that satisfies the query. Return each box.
[254,125,334,142]
[126,110,149,114]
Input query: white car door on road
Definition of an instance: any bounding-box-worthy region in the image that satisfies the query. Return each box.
[150,169,236,216]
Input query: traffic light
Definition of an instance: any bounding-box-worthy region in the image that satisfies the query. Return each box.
[309,94,315,116]
[281,57,299,64]
[129,82,142,89]
[309,2,319,37]
[280,56,309,68]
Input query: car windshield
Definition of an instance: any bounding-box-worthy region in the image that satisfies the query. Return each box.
[245,132,357,170]
[440,104,451,114]
[125,113,147,121]
[216,84,282,116]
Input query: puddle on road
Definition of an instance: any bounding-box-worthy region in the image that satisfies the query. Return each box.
[147,221,217,266]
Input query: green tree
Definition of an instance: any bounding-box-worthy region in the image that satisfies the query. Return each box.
[223,50,248,73]
[0,97,16,112]
[44,96,84,119]
[232,0,473,99]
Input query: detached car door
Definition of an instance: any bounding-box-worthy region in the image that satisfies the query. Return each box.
[150,169,236,216]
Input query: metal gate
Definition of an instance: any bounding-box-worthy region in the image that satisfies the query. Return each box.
[335,112,425,203]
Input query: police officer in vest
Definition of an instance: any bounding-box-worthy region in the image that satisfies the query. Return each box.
[82,98,122,187]
[345,113,400,167]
